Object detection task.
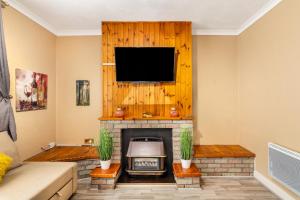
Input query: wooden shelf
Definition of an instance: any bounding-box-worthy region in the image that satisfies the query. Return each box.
[193,145,255,158]
[26,145,255,164]
[173,163,201,178]
[25,146,98,162]
[99,116,192,121]
[90,164,121,178]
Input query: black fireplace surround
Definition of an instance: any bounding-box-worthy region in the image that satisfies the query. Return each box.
[119,128,175,183]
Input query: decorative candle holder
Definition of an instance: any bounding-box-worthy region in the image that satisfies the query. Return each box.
[170,107,179,117]
[115,107,124,118]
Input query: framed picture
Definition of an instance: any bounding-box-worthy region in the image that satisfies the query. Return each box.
[15,68,48,112]
[76,80,90,106]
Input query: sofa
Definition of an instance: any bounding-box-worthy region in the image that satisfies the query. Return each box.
[0,162,77,200]
[0,132,77,200]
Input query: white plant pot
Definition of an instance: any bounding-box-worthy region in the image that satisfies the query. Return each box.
[181,159,192,169]
[100,159,111,170]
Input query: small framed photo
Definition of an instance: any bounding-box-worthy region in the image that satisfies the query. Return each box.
[76,80,90,106]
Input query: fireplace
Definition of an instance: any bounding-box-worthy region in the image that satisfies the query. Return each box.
[126,137,166,175]
[119,128,174,183]
[99,119,193,183]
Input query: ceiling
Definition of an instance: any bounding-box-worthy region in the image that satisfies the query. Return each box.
[6,0,281,36]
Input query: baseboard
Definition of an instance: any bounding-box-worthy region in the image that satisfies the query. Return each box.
[201,176,252,178]
[254,170,295,200]
[56,144,82,147]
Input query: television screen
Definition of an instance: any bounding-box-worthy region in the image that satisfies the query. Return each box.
[115,47,175,82]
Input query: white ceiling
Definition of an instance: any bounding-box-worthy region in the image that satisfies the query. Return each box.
[7,0,281,36]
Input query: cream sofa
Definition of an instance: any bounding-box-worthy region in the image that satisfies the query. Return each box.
[0,162,77,200]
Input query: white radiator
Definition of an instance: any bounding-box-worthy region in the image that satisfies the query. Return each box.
[269,143,300,196]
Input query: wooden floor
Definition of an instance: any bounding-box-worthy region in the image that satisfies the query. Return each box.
[71,177,279,200]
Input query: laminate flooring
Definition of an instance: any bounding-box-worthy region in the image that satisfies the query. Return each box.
[71,177,280,200]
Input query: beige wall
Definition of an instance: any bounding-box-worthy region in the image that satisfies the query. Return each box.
[3,7,56,160]
[56,36,101,145]
[237,0,300,199]
[193,36,238,144]
[55,36,238,146]
[5,5,300,198]
[2,6,239,155]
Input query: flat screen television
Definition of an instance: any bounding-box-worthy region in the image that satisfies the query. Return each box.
[115,47,175,82]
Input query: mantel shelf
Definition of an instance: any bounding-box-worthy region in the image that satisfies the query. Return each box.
[98,116,192,121]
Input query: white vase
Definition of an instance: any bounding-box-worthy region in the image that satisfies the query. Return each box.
[181,159,191,169]
[100,160,111,170]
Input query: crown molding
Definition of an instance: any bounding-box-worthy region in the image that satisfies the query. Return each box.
[237,0,282,34]
[192,29,239,36]
[7,0,282,36]
[6,0,57,35]
[56,28,240,36]
[56,29,101,36]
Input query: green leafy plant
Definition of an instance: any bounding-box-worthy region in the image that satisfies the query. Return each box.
[97,128,113,161]
[180,128,192,160]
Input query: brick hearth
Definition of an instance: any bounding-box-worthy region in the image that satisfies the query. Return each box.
[99,119,193,163]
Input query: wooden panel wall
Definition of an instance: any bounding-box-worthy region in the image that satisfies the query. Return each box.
[101,22,192,119]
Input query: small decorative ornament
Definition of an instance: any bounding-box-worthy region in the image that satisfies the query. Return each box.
[115,107,124,118]
[83,138,94,146]
[170,107,179,117]
[142,112,153,118]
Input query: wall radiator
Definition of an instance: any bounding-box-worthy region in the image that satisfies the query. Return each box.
[269,143,300,196]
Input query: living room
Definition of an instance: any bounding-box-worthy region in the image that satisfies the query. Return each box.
[0,0,299,199]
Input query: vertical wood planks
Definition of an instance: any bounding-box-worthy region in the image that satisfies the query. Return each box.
[185,22,192,116]
[102,23,108,117]
[101,22,192,119]
[158,23,166,117]
[149,22,155,115]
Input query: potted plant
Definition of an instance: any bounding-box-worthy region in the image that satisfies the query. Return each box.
[180,128,193,169]
[97,128,113,170]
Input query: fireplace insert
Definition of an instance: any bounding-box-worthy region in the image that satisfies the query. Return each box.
[126,137,166,176]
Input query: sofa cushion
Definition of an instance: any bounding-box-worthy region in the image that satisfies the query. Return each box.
[0,153,12,183]
[0,132,22,170]
[0,162,77,200]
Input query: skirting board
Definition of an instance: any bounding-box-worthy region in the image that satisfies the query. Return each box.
[254,171,296,200]
[56,144,82,147]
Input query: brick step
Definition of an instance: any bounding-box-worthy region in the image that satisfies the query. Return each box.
[173,163,201,188]
[90,164,121,190]
[173,163,201,178]
[90,164,121,178]
[193,157,254,176]
[192,145,255,177]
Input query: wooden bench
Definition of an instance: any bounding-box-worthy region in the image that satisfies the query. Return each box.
[173,163,201,188]
[26,146,98,162]
[193,145,255,158]
[25,145,255,178]
[193,145,255,176]
[90,164,121,189]
[25,146,99,179]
